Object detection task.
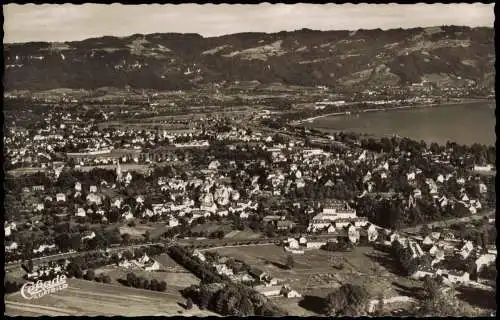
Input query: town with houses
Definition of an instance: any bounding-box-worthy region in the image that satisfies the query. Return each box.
[4,83,496,316]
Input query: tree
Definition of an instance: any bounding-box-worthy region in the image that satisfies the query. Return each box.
[102,274,112,284]
[85,269,96,281]
[74,267,84,279]
[126,272,136,287]
[27,259,34,273]
[423,275,440,300]
[185,298,194,310]
[265,223,276,237]
[150,279,158,291]
[418,281,463,316]
[238,296,255,316]
[481,232,489,252]
[325,284,370,316]
[69,234,82,250]
[158,280,167,292]
[199,284,213,309]
[374,293,385,316]
[110,253,120,265]
[286,255,295,269]
[122,250,133,261]
[55,233,70,251]
[215,230,225,239]
[136,277,146,289]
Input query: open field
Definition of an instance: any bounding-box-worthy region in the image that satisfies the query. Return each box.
[191,222,233,234]
[5,265,27,282]
[210,244,424,315]
[119,224,156,237]
[224,229,261,240]
[5,278,216,316]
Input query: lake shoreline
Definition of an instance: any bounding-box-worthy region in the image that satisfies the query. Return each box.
[293,98,495,124]
[300,98,495,146]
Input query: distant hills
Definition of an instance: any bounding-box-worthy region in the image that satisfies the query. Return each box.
[4,26,494,91]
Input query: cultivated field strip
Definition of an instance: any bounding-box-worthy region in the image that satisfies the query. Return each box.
[5,279,216,316]
[6,300,79,316]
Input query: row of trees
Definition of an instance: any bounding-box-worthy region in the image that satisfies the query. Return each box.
[5,280,25,294]
[121,272,167,291]
[167,246,228,284]
[83,269,112,283]
[183,282,287,317]
[415,276,465,316]
[321,238,354,252]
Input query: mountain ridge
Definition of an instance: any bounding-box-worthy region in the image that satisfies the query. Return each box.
[4,25,494,91]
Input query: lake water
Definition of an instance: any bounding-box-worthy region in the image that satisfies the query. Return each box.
[308,101,496,146]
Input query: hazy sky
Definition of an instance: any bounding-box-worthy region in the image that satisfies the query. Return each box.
[4,3,495,43]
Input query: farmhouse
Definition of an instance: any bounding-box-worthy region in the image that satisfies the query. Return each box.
[56,193,66,202]
[214,264,234,276]
[32,185,45,192]
[254,285,282,297]
[346,224,360,244]
[438,270,470,285]
[327,224,337,234]
[287,238,300,249]
[277,220,296,230]
[411,269,436,280]
[144,260,161,272]
[407,240,425,259]
[193,249,206,262]
[362,223,379,242]
[82,231,96,241]
[232,273,254,283]
[459,241,474,259]
[281,285,302,298]
[5,241,18,252]
[249,267,269,282]
[263,215,282,223]
[75,207,86,217]
[475,253,496,273]
[306,241,326,249]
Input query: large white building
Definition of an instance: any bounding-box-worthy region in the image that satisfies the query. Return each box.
[308,200,357,231]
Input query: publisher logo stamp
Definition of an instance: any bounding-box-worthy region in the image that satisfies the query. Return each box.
[21,275,69,300]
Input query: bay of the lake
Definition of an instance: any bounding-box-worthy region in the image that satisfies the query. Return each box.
[307,101,496,146]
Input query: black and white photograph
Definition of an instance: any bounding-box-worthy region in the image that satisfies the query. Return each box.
[3,3,496,317]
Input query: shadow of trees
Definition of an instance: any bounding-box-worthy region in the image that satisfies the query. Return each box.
[391,281,424,300]
[456,286,497,310]
[177,302,186,309]
[298,295,327,315]
[117,278,129,286]
[364,252,406,277]
[270,261,289,270]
